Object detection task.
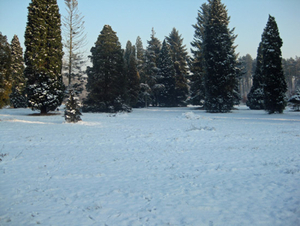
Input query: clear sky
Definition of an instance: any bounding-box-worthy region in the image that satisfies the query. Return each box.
[0,0,299,60]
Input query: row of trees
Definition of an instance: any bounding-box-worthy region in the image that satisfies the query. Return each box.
[0,0,297,116]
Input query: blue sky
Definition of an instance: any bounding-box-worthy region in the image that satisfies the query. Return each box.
[0,0,299,60]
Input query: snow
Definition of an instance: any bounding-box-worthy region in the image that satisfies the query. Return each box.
[0,106,300,225]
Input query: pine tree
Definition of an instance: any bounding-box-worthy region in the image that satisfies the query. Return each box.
[247,42,265,109]
[203,0,239,113]
[145,28,161,104]
[84,25,130,113]
[62,0,87,93]
[24,0,64,114]
[9,35,27,108]
[136,36,146,83]
[0,32,12,108]
[190,3,210,106]
[156,40,176,106]
[166,28,189,106]
[124,41,140,107]
[64,89,82,122]
[262,15,287,114]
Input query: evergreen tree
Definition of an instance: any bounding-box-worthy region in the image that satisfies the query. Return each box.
[124,41,140,107]
[203,0,239,113]
[64,89,82,122]
[24,0,64,114]
[9,35,27,108]
[262,15,287,114]
[136,36,146,83]
[156,40,176,106]
[0,32,12,108]
[62,0,87,94]
[84,25,130,113]
[190,3,210,106]
[247,42,265,109]
[238,54,253,102]
[166,28,189,106]
[145,28,161,105]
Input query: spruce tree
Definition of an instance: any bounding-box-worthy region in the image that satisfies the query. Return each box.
[190,3,210,106]
[64,89,82,122]
[124,41,140,107]
[145,28,161,105]
[247,42,265,109]
[84,25,129,112]
[203,0,238,113]
[156,40,176,107]
[166,28,189,106]
[9,35,27,108]
[136,36,146,83]
[261,15,287,114]
[24,0,64,114]
[0,32,12,108]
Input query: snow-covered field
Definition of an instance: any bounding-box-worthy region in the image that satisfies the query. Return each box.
[0,106,299,226]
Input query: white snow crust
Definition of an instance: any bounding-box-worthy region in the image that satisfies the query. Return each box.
[0,106,299,225]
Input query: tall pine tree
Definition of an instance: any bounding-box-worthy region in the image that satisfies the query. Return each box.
[0,32,12,108]
[24,0,64,114]
[9,35,27,108]
[84,25,129,112]
[156,40,176,107]
[203,0,239,113]
[124,41,140,107]
[166,28,189,106]
[247,42,265,109]
[262,15,287,114]
[190,3,210,106]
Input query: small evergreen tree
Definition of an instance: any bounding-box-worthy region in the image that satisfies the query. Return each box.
[166,28,189,106]
[262,15,287,114]
[84,25,130,113]
[64,89,82,122]
[24,0,64,114]
[156,40,176,106]
[203,0,239,113]
[9,35,27,108]
[247,42,265,109]
[0,32,12,108]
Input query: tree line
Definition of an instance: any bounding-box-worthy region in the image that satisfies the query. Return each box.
[1,0,299,120]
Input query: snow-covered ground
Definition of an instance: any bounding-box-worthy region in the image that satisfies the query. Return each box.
[0,106,299,226]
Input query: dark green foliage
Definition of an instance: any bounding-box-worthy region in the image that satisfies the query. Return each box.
[24,0,64,114]
[124,41,140,107]
[203,0,239,113]
[288,89,300,111]
[145,28,161,92]
[84,25,130,113]
[0,32,12,108]
[9,35,27,108]
[64,89,82,123]
[166,28,189,106]
[190,3,210,106]
[156,40,176,106]
[247,42,265,109]
[262,15,287,114]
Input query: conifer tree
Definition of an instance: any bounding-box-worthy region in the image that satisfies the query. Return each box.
[84,25,129,112]
[0,32,12,108]
[190,3,210,106]
[136,36,145,83]
[9,35,27,108]
[261,15,287,114]
[145,28,161,95]
[247,42,265,109]
[62,0,87,94]
[166,28,189,106]
[203,0,239,113]
[24,0,64,114]
[64,89,82,122]
[156,40,176,106]
[124,41,140,107]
